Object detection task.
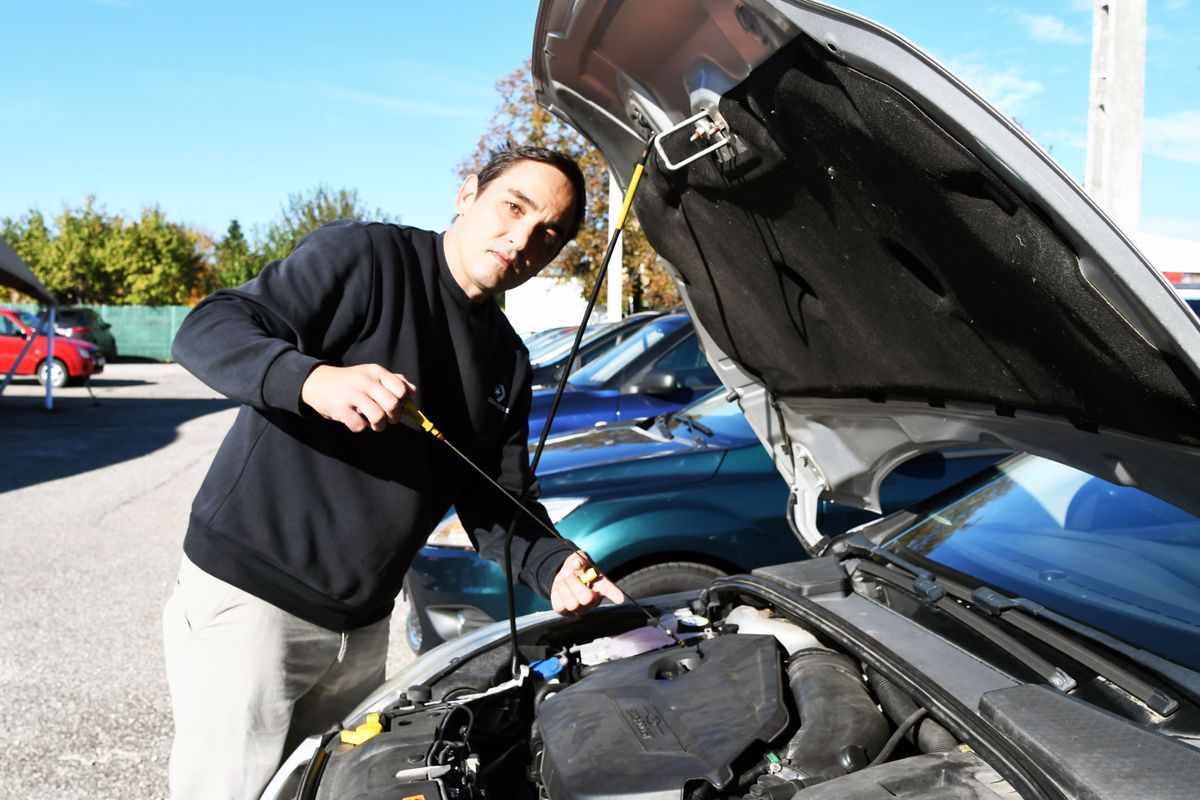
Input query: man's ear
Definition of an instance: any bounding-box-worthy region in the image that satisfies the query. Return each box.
[455,174,480,215]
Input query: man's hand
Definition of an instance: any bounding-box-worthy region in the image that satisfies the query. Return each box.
[301,364,418,433]
[550,551,626,615]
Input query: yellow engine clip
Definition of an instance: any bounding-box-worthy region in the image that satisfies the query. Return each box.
[340,713,383,745]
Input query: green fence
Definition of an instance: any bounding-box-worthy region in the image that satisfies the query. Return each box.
[11,303,192,362]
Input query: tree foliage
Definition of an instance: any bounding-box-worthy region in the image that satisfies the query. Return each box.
[1,185,394,305]
[259,185,395,264]
[459,63,678,311]
[1,198,202,305]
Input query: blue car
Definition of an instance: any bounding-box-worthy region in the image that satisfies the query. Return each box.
[405,390,1004,651]
[526,312,720,440]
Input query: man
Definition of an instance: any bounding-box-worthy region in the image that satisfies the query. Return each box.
[164,145,625,799]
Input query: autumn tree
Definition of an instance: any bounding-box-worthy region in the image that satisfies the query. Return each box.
[459,63,678,311]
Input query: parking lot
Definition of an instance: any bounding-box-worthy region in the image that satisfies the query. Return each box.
[0,363,417,799]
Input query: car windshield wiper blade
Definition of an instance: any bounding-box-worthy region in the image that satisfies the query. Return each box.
[653,412,676,439]
[673,413,714,438]
[840,535,1180,716]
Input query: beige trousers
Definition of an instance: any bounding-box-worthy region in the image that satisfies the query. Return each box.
[163,556,388,800]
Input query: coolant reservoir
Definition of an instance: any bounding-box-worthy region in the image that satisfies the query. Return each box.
[574,625,677,666]
[725,605,824,654]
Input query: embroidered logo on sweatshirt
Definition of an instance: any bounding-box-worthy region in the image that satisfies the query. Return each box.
[488,383,510,414]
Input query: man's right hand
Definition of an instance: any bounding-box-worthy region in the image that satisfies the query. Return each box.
[300,364,418,433]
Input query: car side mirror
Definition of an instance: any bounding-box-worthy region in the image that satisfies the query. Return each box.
[627,369,678,396]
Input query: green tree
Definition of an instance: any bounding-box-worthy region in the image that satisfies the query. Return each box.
[459,63,678,311]
[2,198,208,305]
[1,210,52,302]
[259,185,396,264]
[105,206,205,305]
[211,219,263,289]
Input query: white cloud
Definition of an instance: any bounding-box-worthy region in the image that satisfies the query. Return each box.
[947,61,1046,116]
[252,81,484,120]
[1144,111,1200,163]
[1019,14,1089,44]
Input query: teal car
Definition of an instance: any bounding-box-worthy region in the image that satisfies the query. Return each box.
[404,390,1002,652]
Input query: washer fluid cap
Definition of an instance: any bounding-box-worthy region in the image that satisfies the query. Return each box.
[531,657,564,680]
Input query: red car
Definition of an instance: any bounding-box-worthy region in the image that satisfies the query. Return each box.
[0,308,104,387]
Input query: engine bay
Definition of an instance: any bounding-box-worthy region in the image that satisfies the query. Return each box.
[298,581,1020,800]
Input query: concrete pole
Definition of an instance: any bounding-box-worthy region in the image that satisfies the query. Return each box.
[607,170,624,322]
[1084,0,1146,230]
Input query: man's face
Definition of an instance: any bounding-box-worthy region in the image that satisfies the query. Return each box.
[445,159,577,302]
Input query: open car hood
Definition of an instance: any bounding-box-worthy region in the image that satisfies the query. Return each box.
[533,0,1200,552]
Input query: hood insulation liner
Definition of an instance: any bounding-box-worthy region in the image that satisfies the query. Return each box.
[634,32,1200,447]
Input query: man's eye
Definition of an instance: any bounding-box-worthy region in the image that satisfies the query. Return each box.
[506,202,521,215]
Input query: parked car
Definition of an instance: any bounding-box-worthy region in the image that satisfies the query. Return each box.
[54,306,117,360]
[521,325,580,360]
[405,389,1004,652]
[0,308,103,387]
[529,309,668,390]
[527,311,721,439]
[263,2,1200,798]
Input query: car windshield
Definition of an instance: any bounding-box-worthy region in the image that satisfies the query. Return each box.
[16,311,45,332]
[529,325,611,368]
[568,316,687,389]
[885,454,1200,670]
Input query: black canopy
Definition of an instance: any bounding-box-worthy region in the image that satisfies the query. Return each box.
[0,238,53,305]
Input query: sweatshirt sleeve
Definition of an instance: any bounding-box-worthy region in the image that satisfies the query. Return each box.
[455,351,576,598]
[172,221,379,413]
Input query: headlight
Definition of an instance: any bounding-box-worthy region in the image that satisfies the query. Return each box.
[78,349,92,361]
[426,496,590,550]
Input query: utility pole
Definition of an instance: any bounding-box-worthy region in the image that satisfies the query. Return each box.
[607,171,624,322]
[1084,0,1146,230]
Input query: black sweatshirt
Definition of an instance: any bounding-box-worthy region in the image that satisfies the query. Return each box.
[172,221,576,631]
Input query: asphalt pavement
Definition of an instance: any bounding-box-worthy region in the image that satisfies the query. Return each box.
[0,363,418,799]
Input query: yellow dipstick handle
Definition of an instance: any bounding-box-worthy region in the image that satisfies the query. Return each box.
[400,397,443,440]
[615,163,645,229]
[578,567,599,588]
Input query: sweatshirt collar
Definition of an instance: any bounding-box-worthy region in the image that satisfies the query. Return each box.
[436,232,492,319]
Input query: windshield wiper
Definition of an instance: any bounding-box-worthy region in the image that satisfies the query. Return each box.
[673,413,713,438]
[839,535,1180,716]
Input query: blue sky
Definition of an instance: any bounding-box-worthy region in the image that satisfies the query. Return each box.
[2,0,1197,242]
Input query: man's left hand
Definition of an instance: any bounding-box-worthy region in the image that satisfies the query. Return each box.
[550,552,626,615]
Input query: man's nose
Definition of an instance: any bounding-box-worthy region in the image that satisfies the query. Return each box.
[507,221,537,252]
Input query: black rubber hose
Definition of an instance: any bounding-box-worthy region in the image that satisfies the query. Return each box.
[867,708,926,768]
[867,666,957,754]
[783,650,890,778]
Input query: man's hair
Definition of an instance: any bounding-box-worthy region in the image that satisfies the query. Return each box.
[476,144,587,246]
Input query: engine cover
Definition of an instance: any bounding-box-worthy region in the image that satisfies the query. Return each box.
[538,633,790,799]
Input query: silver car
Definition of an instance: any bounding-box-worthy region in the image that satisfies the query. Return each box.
[264,2,1200,798]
